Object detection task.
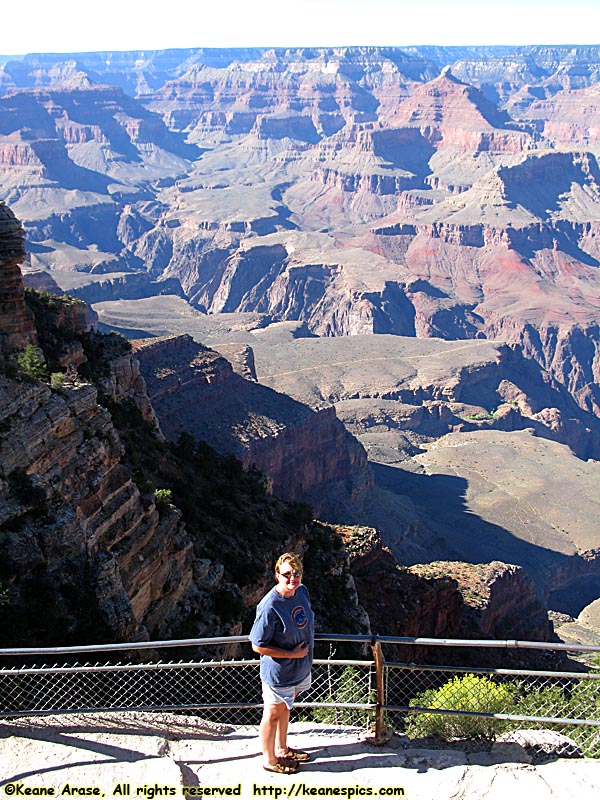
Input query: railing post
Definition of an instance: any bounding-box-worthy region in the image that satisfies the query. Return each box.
[370,636,390,744]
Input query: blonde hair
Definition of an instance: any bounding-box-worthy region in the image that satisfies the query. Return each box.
[275,552,303,575]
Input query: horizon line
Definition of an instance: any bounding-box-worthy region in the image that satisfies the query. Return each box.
[2,42,600,59]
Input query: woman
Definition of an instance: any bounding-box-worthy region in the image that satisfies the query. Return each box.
[250,552,315,774]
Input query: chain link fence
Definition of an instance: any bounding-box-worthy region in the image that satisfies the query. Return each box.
[0,635,376,734]
[386,662,600,757]
[0,634,598,757]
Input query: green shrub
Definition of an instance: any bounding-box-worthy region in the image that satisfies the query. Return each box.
[404,674,513,741]
[17,344,48,382]
[505,677,600,757]
[174,431,197,460]
[510,681,571,722]
[221,453,244,482]
[50,372,66,390]
[213,585,245,623]
[0,358,19,378]
[283,501,313,528]
[135,474,155,494]
[154,488,173,511]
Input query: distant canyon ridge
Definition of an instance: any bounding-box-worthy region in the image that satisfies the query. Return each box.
[2,45,600,634]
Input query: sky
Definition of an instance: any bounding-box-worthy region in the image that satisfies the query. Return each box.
[2,0,600,56]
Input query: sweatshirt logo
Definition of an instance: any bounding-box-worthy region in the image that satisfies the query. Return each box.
[292,605,308,629]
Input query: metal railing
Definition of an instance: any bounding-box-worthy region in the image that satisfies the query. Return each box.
[0,634,599,758]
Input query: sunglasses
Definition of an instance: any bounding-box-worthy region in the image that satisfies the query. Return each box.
[278,569,302,579]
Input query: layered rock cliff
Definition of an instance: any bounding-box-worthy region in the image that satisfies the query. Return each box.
[0,202,37,356]
[4,47,600,436]
[409,560,555,643]
[342,526,463,643]
[0,321,369,647]
[342,526,560,666]
[133,334,373,514]
[0,280,193,643]
[0,372,193,643]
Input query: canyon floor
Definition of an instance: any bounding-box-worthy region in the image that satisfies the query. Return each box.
[1,712,599,800]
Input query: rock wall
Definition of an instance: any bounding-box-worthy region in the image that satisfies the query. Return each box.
[484,315,600,418]
[342,527,559,665]
[315,166,419,196]
[134,334,373,513]
[96,349,163,432]
[544,548,600,613]
[410,560,556,643]
[0,375,194,643]
[340,526,464,661]
[0,348,369,646]
[0,202,37,356]
[331,336,600,461]
[61,274,185,305]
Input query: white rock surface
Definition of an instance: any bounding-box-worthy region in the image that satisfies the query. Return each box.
[0,713,599,800]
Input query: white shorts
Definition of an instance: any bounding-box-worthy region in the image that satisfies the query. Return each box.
[261,673,312,710]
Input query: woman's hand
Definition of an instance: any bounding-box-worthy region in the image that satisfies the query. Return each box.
[290,641,309,658]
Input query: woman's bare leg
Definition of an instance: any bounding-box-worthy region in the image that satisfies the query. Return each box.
[260,702,290,766]
[275,706,290,757]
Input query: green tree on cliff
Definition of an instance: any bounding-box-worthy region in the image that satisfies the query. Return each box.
[17,344,48,382]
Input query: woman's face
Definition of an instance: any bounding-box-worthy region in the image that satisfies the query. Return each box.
[276,562,303,596]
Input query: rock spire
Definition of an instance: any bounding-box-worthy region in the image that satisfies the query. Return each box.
[0,201,37,355]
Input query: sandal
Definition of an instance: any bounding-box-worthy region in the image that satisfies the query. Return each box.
[281,748,311,762]
[263,759,298,775]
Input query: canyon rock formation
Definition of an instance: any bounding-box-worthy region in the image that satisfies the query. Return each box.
[133,333,373,514]
[340,525,560,667]
[0,201,36,355]
[0,214,371,645]
[0,202,563,655]
[0,326,369,645]
[0,367,193,643]
[3,47,600,419]
[2,45,600,641]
